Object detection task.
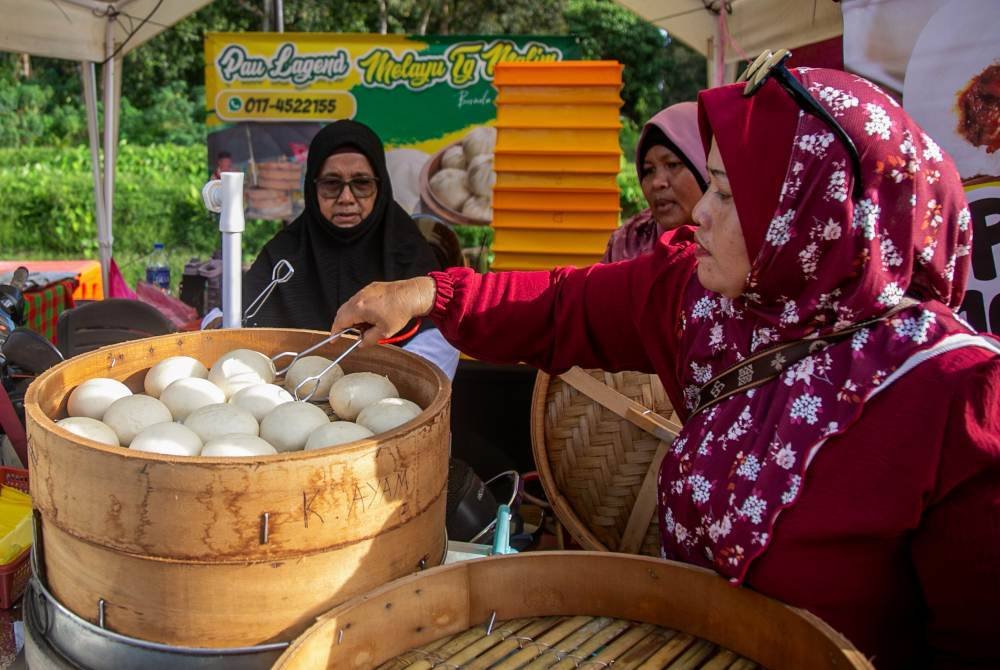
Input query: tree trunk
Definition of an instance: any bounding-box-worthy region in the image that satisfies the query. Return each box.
[18,53,29,79]
[377,0,388,34]
[440,0,450,35]
[418,0,433,35]
[262,0,273,31]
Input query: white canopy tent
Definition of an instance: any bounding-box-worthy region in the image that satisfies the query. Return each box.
[614,0,843,85]
[0,0,212,291]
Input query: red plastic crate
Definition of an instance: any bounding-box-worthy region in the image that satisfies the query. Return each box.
[0,467,30,609]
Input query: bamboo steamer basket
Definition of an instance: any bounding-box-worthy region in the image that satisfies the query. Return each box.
[272,552,873,670]
[531,367,683,556]
[24,328,451,648]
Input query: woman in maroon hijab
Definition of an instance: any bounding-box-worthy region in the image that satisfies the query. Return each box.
[332,62,1000,668]
[603,102,708,262]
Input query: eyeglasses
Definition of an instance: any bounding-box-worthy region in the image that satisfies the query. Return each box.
[738,49,863,200]
[314,176,379,200]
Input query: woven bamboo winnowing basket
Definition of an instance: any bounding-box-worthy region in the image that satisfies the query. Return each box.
[531,367,683,556]
[272,552,874,670]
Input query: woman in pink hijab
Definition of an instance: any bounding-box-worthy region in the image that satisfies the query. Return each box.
[602,102,709,262]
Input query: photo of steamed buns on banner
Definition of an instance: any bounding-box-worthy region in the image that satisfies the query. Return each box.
[385,147,432,213]
[419,125,496,225]
[246,159,303,220]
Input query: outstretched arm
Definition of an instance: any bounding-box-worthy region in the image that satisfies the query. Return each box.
[332,236,697,375]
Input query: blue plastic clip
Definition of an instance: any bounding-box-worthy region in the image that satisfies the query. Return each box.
[490,505,518,555]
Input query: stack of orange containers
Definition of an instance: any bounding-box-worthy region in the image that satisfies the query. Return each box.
[490,61,624,270]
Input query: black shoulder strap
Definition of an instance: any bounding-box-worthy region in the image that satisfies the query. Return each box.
[690,298,918,418]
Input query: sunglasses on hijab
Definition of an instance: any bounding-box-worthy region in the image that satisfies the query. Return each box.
[739,49,864,201]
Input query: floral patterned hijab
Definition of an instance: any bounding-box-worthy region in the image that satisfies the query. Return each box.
[658,68,980,582]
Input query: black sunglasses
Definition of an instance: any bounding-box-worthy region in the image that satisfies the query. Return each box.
[314,176,379,200]
[738,49,864,200]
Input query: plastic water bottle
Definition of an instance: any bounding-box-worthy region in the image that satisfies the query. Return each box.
[145,243,171,292]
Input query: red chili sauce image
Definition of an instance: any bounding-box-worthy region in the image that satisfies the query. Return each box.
[957,62,1000,154]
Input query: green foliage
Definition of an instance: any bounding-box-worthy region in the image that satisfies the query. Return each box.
[0,144,282,289]
[452,223,494,250]
[0,58,204,148]
[0,0,702,277]
[565,0,705,124]
[0,56,88,147]
[116,0,567,110]
[617,119,645,220]
[119,83,206,146]
[416,0,567,35]
[1,0,702,145]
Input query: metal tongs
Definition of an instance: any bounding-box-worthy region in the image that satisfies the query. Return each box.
[199,260,294,330]
[272,320,422,401]
[243,260,294,322]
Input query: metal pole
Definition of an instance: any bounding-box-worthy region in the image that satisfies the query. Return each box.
[81,61,109,294]
[218,172,245,329]
[712,12,725,88]
[103,16,120,296]
[275,0,284,32]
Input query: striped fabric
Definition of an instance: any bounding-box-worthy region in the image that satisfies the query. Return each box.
[23,279,76,343]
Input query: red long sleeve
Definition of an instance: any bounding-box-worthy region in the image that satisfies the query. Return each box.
[910,351,1000,669]
[429,231,699,390]
[745,347,1000,668]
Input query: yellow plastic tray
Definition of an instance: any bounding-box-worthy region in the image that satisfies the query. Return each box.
[0,506,31,566]
[497,104,622,128]
[495,171,619,192]
[491,251,604,271]
[493,188,621,212]
[492,209,619,231]
[494,151,622,174]
[496,127,621,154]
[495,86,623,105]
[493,228,614,255]
[494,61,623,86]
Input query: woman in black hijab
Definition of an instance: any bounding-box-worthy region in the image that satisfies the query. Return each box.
[243,120,441,334]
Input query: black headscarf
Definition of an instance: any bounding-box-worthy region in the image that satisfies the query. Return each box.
[243,120,440,331]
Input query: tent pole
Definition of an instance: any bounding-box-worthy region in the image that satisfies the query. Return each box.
[102,16,119,296]
[712,12,725,87]
[81,61,109,295]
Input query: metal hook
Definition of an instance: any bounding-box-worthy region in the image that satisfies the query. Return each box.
[260,512,270,545]
[244,260,294,323]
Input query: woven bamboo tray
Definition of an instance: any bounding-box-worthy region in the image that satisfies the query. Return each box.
[531,368,682,556]
[376,616,756,669]
[272,552,873,670]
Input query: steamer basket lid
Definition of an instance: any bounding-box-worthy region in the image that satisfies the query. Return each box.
[530,368,679,556]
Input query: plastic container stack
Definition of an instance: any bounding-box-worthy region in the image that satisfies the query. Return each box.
[490,61,624,270]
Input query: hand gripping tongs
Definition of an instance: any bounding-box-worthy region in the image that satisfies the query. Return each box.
[270,320,422,402]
